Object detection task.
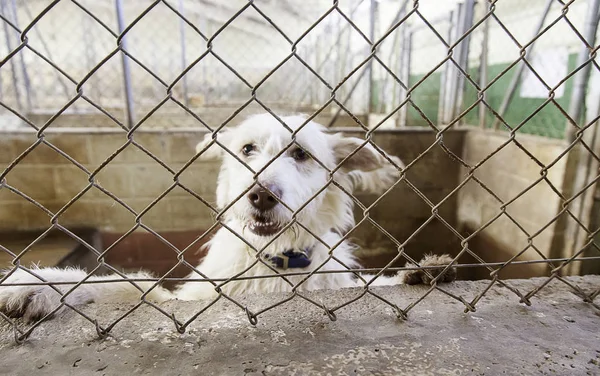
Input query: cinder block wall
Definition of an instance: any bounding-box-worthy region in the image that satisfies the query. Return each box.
[0,128,465,270]
[0,131,217,233]
[456,129,570,279]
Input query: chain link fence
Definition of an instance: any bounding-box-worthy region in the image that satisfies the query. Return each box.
[1,0,600,342]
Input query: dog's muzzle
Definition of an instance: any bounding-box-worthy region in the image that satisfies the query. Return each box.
[247,185,284,236]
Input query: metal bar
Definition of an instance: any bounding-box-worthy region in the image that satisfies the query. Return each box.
[367,0,377,114]
[81,8,100,104]
[408,14,452,32]
[381,0,410,115]
[562,0,600,274]
[115,0,135,128]
[398,31,412,127]
[491,0,553,130]
[441,4,462,124]
[564,0,600,141]
[479,13,490,129]
[200,13,209,104]
[1,0,22,111]
[328,2,408,127]
[294,0,367,104]
[21,1,71,103]
[178,0,190,107]
[453,0,476,124]
[437,11,454,125]
[10,0,32,112]
[314,32,322,105]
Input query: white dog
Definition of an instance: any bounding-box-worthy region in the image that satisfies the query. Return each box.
[0,114,455,322]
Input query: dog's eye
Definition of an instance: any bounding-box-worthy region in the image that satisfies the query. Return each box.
[242,144,255,156]
[291,147,308,162]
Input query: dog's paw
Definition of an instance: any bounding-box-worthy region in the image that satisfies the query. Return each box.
[399,254,457,285]
[0,269,64,322]
[349,156,404,195]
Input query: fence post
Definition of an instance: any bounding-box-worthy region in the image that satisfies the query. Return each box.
[561,0,600,275]
[452,0,475,124]
[327,2,408,127]
[367,0,377,114]
[398,30,412,127]
[115,0,135,129]
[564,0,600,141]
[383,0,410,125]
[178,0,189,107]
[491,0,553,130]
[438,11,454,125]
[10,0,32,112]
[1,0,22,112]
[478,9,489,129]
[440,4,462,124]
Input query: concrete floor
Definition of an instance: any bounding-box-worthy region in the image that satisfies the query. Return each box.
[0,276,599,375]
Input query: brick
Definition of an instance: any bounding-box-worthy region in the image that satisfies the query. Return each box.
[10,134,91,165]
[53,165,92,200]
[170,133,204,163]
[0,138,16,165]
[177,162,219,199]
[4,165,57,202]
[129,164,175,199]
[0,202,23,230]
[88,133,170,166]
[91,165,133,200]
[94,199,136,233]
[169,196,217,232]
[126,197,171,231]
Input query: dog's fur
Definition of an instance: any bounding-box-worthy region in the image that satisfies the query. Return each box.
[0,114,455,322]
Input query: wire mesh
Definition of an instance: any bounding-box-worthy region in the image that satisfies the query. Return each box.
[0,0,599,343]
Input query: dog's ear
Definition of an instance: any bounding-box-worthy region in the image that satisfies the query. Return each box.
[195,131,229,160]
[330,134,388,172]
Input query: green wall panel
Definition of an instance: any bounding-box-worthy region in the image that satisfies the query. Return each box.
[401,53,578,139]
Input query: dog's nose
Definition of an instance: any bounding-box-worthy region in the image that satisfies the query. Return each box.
[247,186,280,211]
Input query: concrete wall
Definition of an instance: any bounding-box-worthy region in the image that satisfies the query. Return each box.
[0,127,466,274]
[456,128,570,279]
[0,130,216,233]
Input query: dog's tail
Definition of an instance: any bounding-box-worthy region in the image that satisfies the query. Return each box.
[0,266,174,322]
[349,155,404,194]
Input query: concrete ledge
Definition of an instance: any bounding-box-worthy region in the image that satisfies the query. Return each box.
[1,276,599,375]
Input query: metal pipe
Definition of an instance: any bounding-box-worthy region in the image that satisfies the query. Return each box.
[564,0,600,141]
[380,0,410,115]
[10,0,32,112]
[178,0,190,107]
[453,0,475,123]
[491,0,553,130]
[21,1,70,103]
[437,11,454,125]
[115,0,135,128]
[328,2,409,127]
[395,23,408,126]
[441,4,462,124]
[367,0,377,114]
[408,14,453,32]
[561,0,600,274]
[81,9,100,104]
[398,31,412,127]
[1,0,22,111]
[200,14,208,104]
[294,0,367,105]
[479,13,490,129]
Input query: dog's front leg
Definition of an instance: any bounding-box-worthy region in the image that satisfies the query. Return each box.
[0,267,173,322]
[173,279,219,301]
